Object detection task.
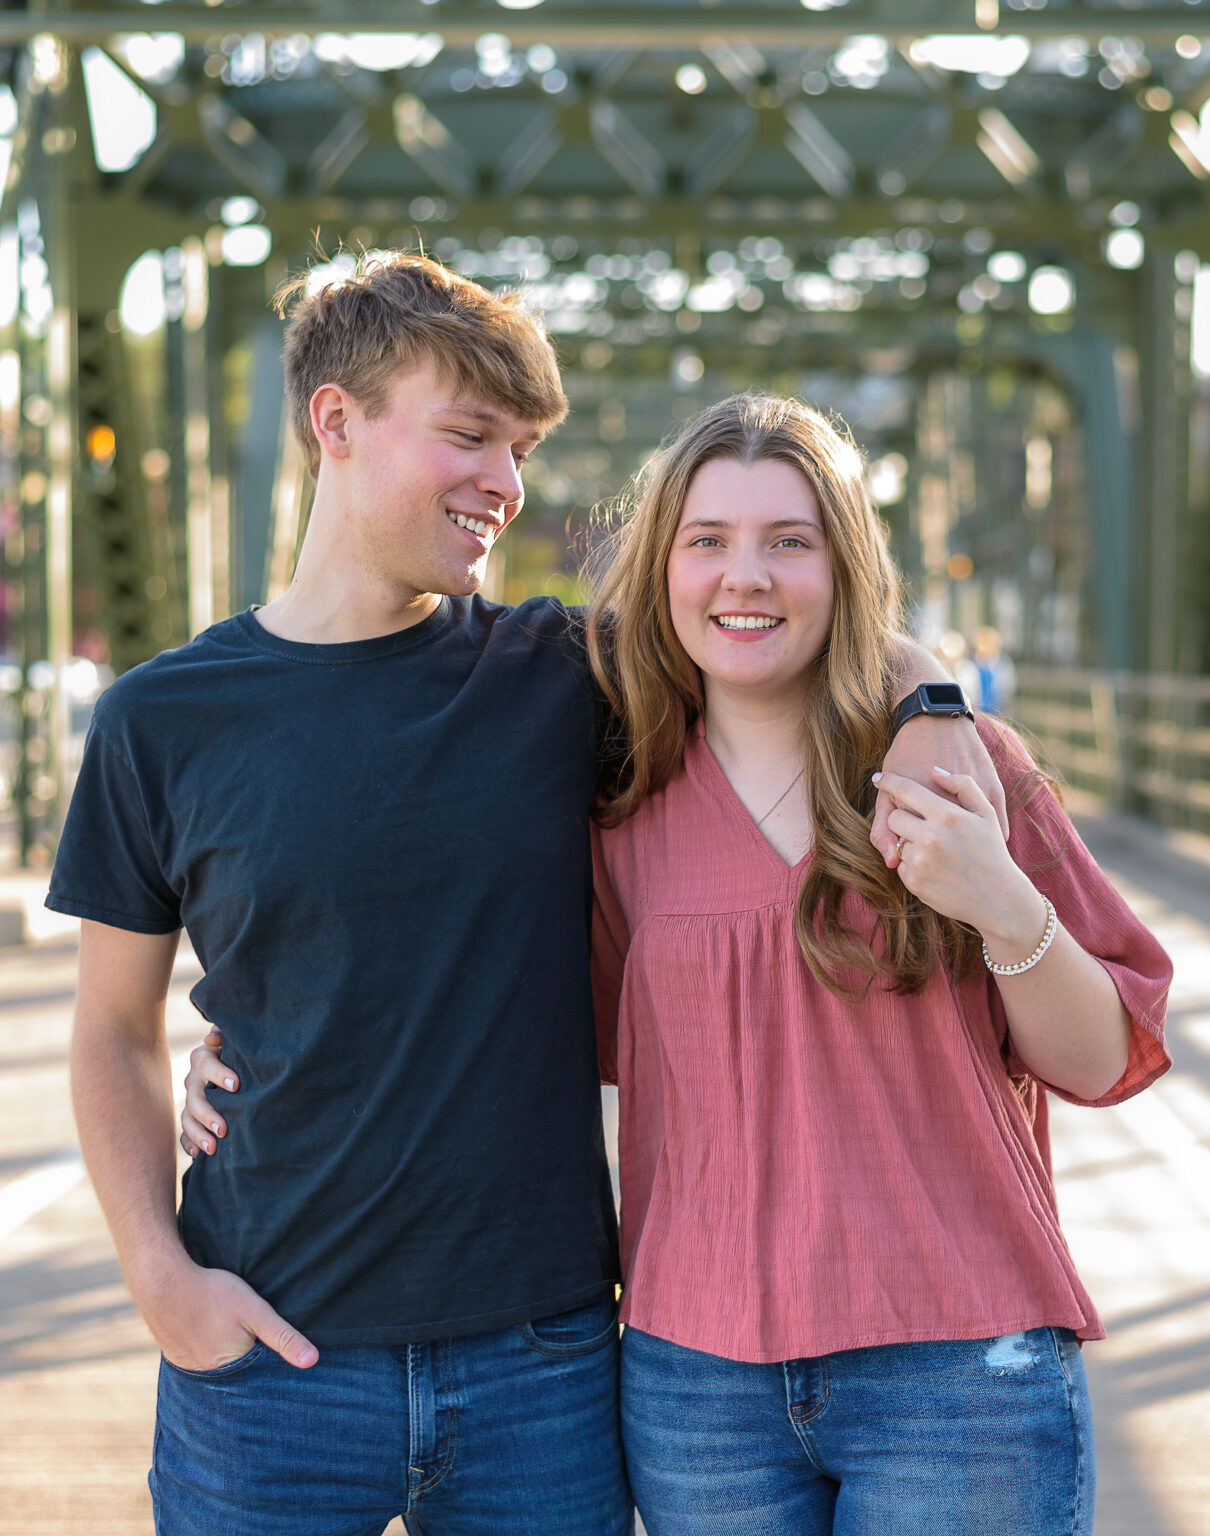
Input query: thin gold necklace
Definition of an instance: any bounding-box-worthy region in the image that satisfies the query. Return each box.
[756,768,804,826]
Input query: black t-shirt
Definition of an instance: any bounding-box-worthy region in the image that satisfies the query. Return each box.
[48,596,620,1345]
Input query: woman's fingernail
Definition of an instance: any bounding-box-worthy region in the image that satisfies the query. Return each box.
[871,772,883,784]
[933,764,951,775]
[224,1077,236,1090]
[211,1122,221,1134]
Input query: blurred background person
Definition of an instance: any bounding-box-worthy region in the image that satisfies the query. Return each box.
[972,626,1017,718]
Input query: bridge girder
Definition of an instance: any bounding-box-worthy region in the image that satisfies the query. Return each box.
[1,1,1209,861]
[0,4,1208,47]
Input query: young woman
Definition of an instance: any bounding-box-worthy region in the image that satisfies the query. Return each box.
[584,394,1170,1535]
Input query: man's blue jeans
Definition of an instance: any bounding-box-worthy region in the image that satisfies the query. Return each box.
[622,1324,1094,1536]
[151,1292,632,1535]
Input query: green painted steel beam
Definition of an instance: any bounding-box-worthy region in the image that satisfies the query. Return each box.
[241,195,1210,253]
[1,4,1208,46]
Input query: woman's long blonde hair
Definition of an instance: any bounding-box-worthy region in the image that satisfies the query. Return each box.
[587,393,985,995]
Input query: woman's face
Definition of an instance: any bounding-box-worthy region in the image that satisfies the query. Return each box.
[666,457,834,707]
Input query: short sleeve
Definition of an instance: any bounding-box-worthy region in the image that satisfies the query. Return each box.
[986,720,1171,1107]
[46,714,181,934]
[591,822,630,1087]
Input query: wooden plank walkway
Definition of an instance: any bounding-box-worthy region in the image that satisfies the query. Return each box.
[1,810,1208,1535]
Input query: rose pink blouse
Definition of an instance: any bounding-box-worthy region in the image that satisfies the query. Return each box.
[592,718,1171,1364]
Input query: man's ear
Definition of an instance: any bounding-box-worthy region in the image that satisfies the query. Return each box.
[310,384,352,462]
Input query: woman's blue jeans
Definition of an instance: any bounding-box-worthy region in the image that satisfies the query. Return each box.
[150,1292,632,1536]
[621,1324,1094,1536]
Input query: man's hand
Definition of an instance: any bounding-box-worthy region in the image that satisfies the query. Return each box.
[69,923,318,1375]
[169,1032,319,1368]
[871,715,1008,868]
[144,1253,319,1372]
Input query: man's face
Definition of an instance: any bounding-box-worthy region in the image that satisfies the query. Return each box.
[341,360,544,601]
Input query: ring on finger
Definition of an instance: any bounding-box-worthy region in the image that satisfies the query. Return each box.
[894,836,906,857]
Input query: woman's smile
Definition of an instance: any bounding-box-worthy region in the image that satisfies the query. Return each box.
[711,613,785,634]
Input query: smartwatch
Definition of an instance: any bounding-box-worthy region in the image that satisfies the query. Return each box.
[892,682,974,735]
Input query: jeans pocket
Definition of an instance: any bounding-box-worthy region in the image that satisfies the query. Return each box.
[1047,1326,1081,1387]
[162,1341,269,1380]
[521,1292,620,1358]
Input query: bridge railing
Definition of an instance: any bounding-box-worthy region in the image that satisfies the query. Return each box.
[1007,667,1210,838]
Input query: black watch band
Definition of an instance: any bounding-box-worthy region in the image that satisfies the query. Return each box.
[892,682,975,735]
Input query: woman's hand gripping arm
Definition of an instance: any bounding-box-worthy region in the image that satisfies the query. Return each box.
[873,767,1131,1102]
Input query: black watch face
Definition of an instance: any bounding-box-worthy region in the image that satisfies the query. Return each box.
[922,684,966,710]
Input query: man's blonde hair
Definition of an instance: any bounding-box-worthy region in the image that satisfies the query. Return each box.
[275,251,569,477]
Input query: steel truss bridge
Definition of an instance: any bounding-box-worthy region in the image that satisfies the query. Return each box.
[2,0,1210,857]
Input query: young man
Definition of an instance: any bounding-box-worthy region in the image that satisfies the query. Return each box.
[51,252,1001,1535]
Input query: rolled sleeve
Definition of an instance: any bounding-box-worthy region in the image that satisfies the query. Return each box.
[988,719,1172,1107]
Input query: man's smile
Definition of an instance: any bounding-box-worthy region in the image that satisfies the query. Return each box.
[446,509,499,541]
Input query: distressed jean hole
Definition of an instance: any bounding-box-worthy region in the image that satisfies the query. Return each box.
[983,1332,1037,1373]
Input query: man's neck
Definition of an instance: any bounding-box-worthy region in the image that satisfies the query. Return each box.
[254,578,443,645]
[254,485,445,644]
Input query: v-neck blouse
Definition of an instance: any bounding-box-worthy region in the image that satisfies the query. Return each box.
[592,718,1172,1363]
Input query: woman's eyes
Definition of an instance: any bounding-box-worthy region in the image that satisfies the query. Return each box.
[688,535,813,550]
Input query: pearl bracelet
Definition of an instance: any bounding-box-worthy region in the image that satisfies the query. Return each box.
[982,896,1058,977]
